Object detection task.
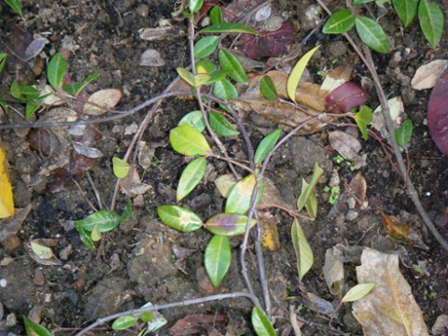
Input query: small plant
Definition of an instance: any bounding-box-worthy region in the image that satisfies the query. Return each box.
[4,0,23,17]
[324,185,340,205]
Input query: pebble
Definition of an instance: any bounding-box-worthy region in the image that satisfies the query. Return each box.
[329,41,347,57]
[34,269,46,286]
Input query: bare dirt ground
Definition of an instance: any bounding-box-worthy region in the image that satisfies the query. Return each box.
[0,0,447,335]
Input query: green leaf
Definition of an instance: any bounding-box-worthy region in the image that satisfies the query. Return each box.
[393,0,418,27]
[25,100,43,119]
[63,72,101,95]
[75,210,121,232]
[47,53,67,89]
[301,180,318,219]
[23,316,52,336]
[112,157,130,178]
[177,67,195,86]
[0,53,7,73]
[287,45,321,102]
[205,235,231,287]
[74,221,96,250]
[291,218,313,282]
[10,81,40,101]
[210,6,223,24]
[112,315,138,330]
[296,162,323,212]
[353,0,373,4]
[157,205,203,232]
[213,79,238,99]
[177,157,207,201]
[200,23,258,35]
[225,174,257,214]
[120,197,134,223]
[178,110,206,132]
[140,312,154,322]
[0,101,8,114]
[206,69,227,84]
[194,73,212,86]
[395,119,413,148]
[251,307,276,336]
[209,111,239,136]
[260,75,277,101]
[204,213,257,236]
[355,16,389,53]
[188,0,203,13]
[170,125,211,156]
[90,224,102,242]
[342,283,376,302]
[5,0,23,16]
[194,36,219,59]
[218,50,247,83]
[354,105,372,140]
[196,60,216,74]
[254,129,281,164]
[322,10,356,34]
[419,0,444,49]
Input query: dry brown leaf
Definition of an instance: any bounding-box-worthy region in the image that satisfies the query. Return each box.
[346,172,367,210]
[259,211,280,251]
[411,59,448,90]
[299,285,338,319]
[328,131,366,168]
[353,248,429,336]
[84,89,122,115]
[323,247,345,295]
[321,64,353,92]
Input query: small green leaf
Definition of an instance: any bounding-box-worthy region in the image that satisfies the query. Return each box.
[355,16,389,53]
[213,79,238,99]
[196,60,216,74]
[322,10,356,34]
[140,312,154,322]
[5,0,23,16]
[353,0,373,4]
[204,213,257,236]
[206,69,227,84]
[194,73,212,86]
[47,53,67,89]
[210,6,223,24]
[395,119,413,148]
[225,174,257,214]
[25,100,43,119]
[287,45,321,103]
[205,235,231,287]
[30,242,53,259]
[254,129,281,164]
[209,111,239,136]
[291,218,313,282]
[296,162,323,212]
[200,23,258,35]
[251,307,276,336]
[112,315,138,330]
[218,50,247,83]
[90,224,102,242]
[120,198,133,223]
[170,125,211,156]
[301,180,318,219]
[188,0,203,13]
[194,36,219,59]
[112,157,130,178]
[178,110,206,132]
[419,0,444,49]
[177,157,207,201]
[75,210,121,232]
[0,101,8,114]
[342,283,376,302]
[176,67,196,87]
[260,75,277,101]
[157,205,203,232]
[354,105,373,141]
[10,81,40,101]
[393,0,418,27]
[0,53,7,73]
[23,316,52,336]
[63,83,83,96]
[74,221,96,250]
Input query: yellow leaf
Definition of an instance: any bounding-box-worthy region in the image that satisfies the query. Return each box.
[287,45,321,103]
[0,137,14,218]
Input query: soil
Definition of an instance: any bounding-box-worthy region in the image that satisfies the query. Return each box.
[0,0,447,335]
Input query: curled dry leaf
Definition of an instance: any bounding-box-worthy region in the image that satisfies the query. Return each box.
[138,26,185,41]
[353,248,429,336]
[72,141,103,158]
[299,285,338,319]
[84,89,122,115]
[328,131,366,169]
[323,247,345,295]
[411,59,448,90]
[0,205,32,243]
[23,240,64,266]
[346,172,368,211]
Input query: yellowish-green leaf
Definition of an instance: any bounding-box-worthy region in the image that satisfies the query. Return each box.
[91,224,102,242]
[112,157,130,179]
[291,218,313,282]
[342,283,376,302]
[296,162,323,212]
[0,137,14,218]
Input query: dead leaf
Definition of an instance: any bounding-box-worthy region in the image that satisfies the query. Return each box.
[321,64,353,92]
[259,211,280,251]
[137,141,155,170]
[170,314,226,336]
[346,172,367,210]
[411,59,448,90]
[140,49,165,67]
[328,131,366,168]
[119,168,152,197]
[23,240,64,266]
[138,26,185,41]
[0,137,14,218]
[323,247,345,295]
[299,286,338,319]
[0,205,32,242]
[353,248,429,336]
[84,89,122,115]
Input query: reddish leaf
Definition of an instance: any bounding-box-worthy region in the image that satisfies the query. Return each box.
[170,314,225,336]
[241,19,294,59]
[326,82,369,113]
[427,67,448,157]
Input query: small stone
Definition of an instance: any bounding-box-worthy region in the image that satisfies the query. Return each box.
[34,269,46,286]
[59,244,73,260]
[136,4,149,17]
[346,210,359,221]
[140,49,165,67]
[329,41,347,57]
[432,314,448,335]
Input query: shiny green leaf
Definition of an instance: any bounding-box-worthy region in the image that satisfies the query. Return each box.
[322,10,355,34]
[196,60,216,74]
[204,213,257,236]
[140,312,154,322]
[393,0,418,27]
[206,69,227,84]
[194,36,219,59]
[419,0,444,49]
[177,157,207,201]
[112,315,138,330]
[251,307,276,336]
[210,6,223,24]
[200,23,258,35]
[355,16,389,53]
[0,53,7,73]
[342,283,376,302]
[5,0,22,16]
[47,53,67,89]
[112,157,130,178]
[225,174,256,214]
[353,0,373,4]
[178,110,206,132]
[291,218,313,282]
[209,111,239,136]
[354,105,372,140]
[75,210,121,232]
[170,125,211,156]
[157,205,203,232]
[218,50,247,83]
[296,162,323,212]
[260,75,277,101]
[395,119,413,148]
[74,221,95,250]
[254,129,281,164]
[188,0,203,13]
[23,316,52,336]
[25,100,43,119]
[205,235,231,287]
[213,79,238,100]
